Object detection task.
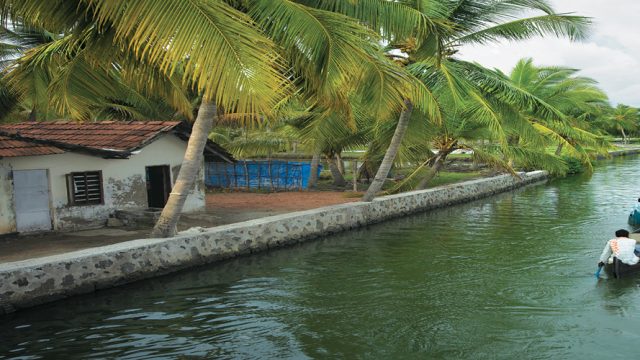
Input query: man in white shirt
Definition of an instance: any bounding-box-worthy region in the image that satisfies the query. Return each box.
[598,229,639,267]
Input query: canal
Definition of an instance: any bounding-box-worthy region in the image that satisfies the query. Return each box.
[2,156,640,359]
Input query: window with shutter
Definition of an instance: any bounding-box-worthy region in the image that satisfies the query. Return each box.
[66,171,104,206]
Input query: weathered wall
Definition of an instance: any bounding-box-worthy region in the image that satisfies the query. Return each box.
[0,171,548,314]
[0,163,16,234]
[0,135,205,233]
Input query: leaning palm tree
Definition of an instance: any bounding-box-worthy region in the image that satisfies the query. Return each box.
[361,0,591,201]
[287,103,375,187]
[153,1,429,236]
[2,0,289,237]
[387,73,571,193]
[606,104,639,144]
[506,58,610,165]
[3,0,437,237]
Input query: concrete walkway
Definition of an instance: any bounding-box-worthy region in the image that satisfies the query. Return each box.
[0,209,305,263]
[0,193,358,263]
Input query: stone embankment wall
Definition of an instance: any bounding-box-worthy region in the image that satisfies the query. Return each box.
[0,171,548,314]
[603,148,640,158]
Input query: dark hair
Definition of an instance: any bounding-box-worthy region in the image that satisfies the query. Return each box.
[616,229,630,237]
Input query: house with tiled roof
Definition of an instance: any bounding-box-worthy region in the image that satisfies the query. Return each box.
[0,121,233,234]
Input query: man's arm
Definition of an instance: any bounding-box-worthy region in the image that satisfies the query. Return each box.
[599,240,612,264]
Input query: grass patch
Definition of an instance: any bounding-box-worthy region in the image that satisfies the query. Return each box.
[340,151,365,159]
[424,171,483,187]
[446,153,473,160]
[379,169,485,192]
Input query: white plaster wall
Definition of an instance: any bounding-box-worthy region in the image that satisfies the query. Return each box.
[0,134,205,232]
[0,163,16,234]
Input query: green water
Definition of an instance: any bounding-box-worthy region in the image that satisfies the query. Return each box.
[2,156,640,359]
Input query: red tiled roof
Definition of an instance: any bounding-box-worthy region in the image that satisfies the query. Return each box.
[0,121,181,154]
[0,135,65,157]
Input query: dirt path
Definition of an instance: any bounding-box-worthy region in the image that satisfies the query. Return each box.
[189,191,361,227]
[206,191,360,211]
[0,191,361,263]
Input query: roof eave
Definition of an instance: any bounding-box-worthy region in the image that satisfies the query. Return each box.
[0,131,132,159]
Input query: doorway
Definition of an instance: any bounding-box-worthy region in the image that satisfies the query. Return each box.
[146,165,171,208]
[13,169,52,232]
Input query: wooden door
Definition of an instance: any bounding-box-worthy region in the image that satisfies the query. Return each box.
[146,165,171,208]
[13,169,52,232]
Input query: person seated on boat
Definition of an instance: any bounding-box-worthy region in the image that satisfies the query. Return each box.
[598,229,639,267]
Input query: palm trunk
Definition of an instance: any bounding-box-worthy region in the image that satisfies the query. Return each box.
[307,153,320,189]
[555,142,564,156]
[151,100,216,238]
[352,160,358,192]
[327,155,347,187]
[28,106,36,122]
[362,100,413,202]
[416,152,446,190]
[621,128,628,144]
[336,152,345,175]
[506,135,518,167]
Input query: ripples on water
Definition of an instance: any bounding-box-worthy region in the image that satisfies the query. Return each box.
[3,156,640,359]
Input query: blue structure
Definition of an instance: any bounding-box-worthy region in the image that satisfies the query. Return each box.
[205,160,321,190]
[629,208,640,226]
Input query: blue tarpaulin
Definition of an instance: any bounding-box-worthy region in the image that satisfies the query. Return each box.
[205,161,321,190]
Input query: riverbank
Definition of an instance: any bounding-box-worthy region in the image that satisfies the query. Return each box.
[0,192,360,263]
[0,171,548,314]
[3,147,639,314]
[3,146,635,264]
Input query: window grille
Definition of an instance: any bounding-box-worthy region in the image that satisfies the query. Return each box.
[66,171,104,205]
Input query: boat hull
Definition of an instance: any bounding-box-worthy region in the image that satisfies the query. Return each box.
[629,209,640,226]
[604,257,640,278]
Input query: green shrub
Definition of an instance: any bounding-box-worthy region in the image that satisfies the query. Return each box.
[319,169,333,180]
[562,156,585,174]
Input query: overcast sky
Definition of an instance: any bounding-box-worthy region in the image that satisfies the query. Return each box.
[458,1,640,106]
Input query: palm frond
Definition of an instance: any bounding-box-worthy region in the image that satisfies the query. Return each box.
[85,0,288,112]
[463,60,565,121]
[453,13,591,46]
[358,50,440,121]
[0,0,85,32]
[505,144,568,175]
[468,146,517,176]
[249,0,382,108]
[296,0,438,42]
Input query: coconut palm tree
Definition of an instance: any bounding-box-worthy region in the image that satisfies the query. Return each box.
[606,104,639,144]
[153,0,432,235]
[406,58,610,189]
[360,56,585,195]
[361,0,591,201]
[288,105,374,187]
[0,22,59,121]
[3,0,436,237]
[1,1,289,237]
[386,67,569,193]
[506,58,610,164]
[390,128,513,192]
